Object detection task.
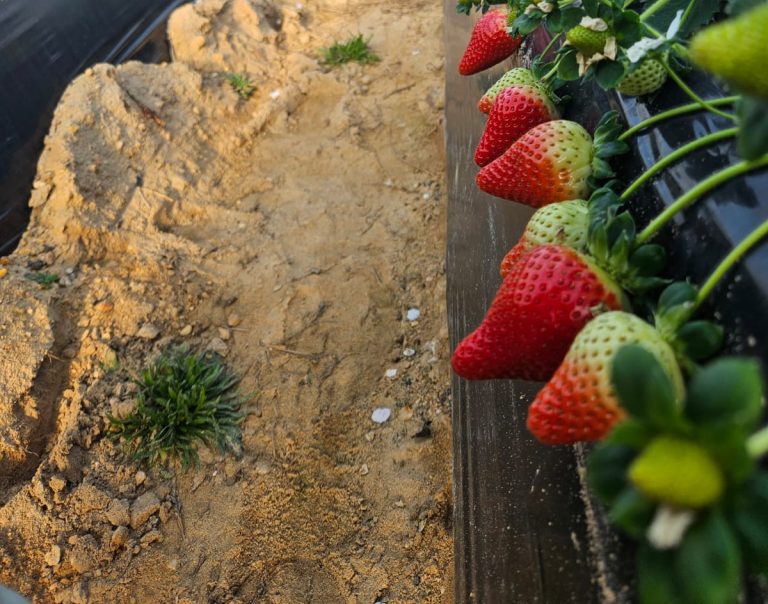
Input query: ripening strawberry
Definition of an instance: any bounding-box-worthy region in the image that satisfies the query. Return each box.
[451,245,627,381]
[499,199,589,278]
[617,58,667,96]
[476,120,593,207]
[689,2,768,100]
[566,25,611,57]
[527,311,685,445]
[459,9,524,76]
[474,85,559,166]
[478,67,539,113]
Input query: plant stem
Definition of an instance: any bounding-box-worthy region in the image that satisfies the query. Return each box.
[620,128,738,200]
[640,0,673,21]
[693,219,768,311]
[541,59,561,83]
[540,32,562,60]
[618,97,739,141]
[636,154,768,244]
[662,60,736,122]
[747,422,768,458]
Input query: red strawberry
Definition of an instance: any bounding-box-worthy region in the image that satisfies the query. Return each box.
[451,244,627,381]
[527,311,684,445]
[499,199,589,278]
[476,120,593,207]
[459,9,523,76]
[474,85,559,166]
[478,67,539,113]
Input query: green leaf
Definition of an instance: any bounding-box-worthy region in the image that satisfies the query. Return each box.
[658,281,697,313]
[591,156,616,179]
[610,486,656,538]
[587,442,636,505]
[674,321,724,363]
[612,345,681,429]
[730,473,768,575]
[612,9,643,47]
[685,358,763,431]
[511,12,542,35]
[737,96,768,160]
[676,510,742,604]
[595,60,626,90]
[606,418,656,449]
[637,543,686,604]
[644,0,720,40]
[557,49,580,81]
[727,0,766,15]
[697,424,754,483]
[629,244,666,276]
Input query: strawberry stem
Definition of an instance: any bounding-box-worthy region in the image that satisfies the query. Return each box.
[539,32,562,60]
[639,0,673,21]
[661,59,737,122]
[747,423,768,458]
[693,219,768,311]
[636,154,768,244]
[620,128,738,201]
[618,97,739,141]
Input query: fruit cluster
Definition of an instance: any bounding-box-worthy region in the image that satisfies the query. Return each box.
[454,1,768,602]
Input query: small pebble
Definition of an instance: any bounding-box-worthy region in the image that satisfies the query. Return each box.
[371,408,391,424]
[360,464,369,476]
[385,368,397,379]
[406,308,420,321]
[270,89,281,99]
[179,324,193,336]
[136,323,160,340]
[135,471,146,486]
[403,347,416,357]
[227,313,242,327]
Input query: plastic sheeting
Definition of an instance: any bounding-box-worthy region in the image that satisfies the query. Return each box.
[0,0,187,253]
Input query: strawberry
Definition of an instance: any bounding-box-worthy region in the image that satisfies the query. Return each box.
[474,85,559,166]
[566,25,611,57]
[527,311,685,445]
[451,244,627,381]
[617,58,668,97]
[689,2,768,100]
[459,9,523,76]
[478,67,539,113]
[629,435,724,509]
[476,120,592,206]
[477,113,627,207]
[499,199,589,278]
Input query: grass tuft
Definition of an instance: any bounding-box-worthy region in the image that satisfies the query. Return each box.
[108,346,248,469]
[225,73,256,99]
[25,271,59,289]
[320,34,380,66]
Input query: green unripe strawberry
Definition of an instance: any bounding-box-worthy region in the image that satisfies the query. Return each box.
[617,59,668,96]
[629,436,724,509]
[566,25,611,57]
[689,2,768,100]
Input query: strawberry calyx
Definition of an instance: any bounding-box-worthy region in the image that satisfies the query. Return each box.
[589,111,630,185]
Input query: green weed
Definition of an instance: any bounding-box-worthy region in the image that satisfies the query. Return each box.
[108,346,248,468]
[320,34,380,66]
[24,271,59,289]
[225,73,256,99]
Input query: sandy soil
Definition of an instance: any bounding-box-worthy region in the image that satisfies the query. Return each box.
[0,0,451,601]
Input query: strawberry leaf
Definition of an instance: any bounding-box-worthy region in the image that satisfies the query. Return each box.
[729,473,768,575]
[595,60,626,90]
[727,0,766,15]
[685,357,763,431]
[557,48,580,81]
[737,96,768,160]
[637,544,686,604]
[587,442,636,505]
[673,320,723,363]
[697,424,754,483]
[606,418,656,448]
[609,486,656,538]
[643,0,720,40]
[676,510,742,604]
[612,345,682,429]
[629,244,666,277]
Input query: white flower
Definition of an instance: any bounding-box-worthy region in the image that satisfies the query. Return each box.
[647,505,696,550]
[579,16,608,31]
[575,36,617,75]
[626,9,683,63]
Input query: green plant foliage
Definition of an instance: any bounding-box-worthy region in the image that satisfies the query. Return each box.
[320,35,380,66]
[24,271,59,289]
[108,346,248,468]
[225,73,256,100]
